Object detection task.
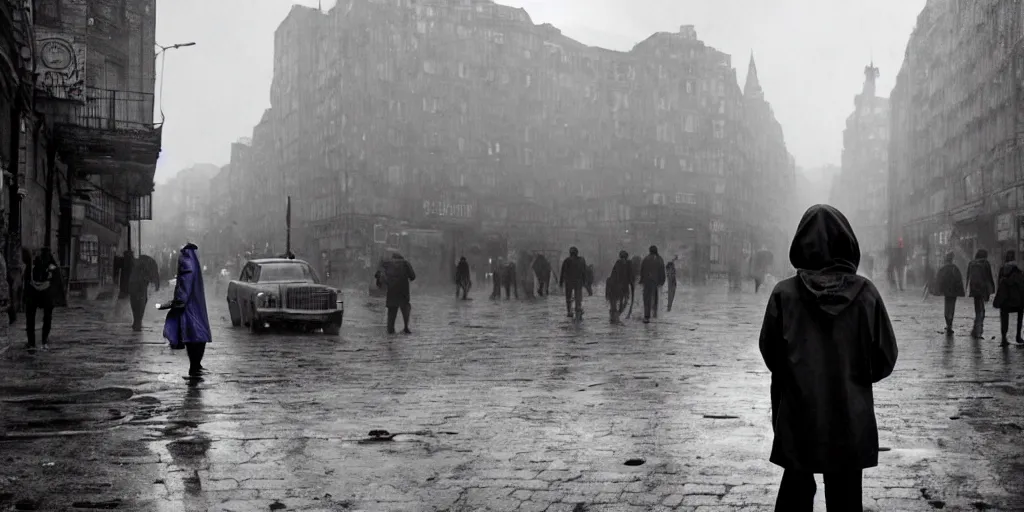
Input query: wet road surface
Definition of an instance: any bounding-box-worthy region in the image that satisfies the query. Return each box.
[0,284,1022,511]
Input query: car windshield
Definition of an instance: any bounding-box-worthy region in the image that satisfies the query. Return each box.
[257,263,318,283]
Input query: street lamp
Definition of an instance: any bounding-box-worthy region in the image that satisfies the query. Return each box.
[155,41,197,123]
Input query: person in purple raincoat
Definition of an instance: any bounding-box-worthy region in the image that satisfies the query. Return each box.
[162,243,211,377]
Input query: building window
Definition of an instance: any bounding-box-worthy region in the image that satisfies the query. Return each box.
[526,74,532,87]
[524,149,533,166]
[458,137,465,153]
[685,115,695,133]
[713,120,725,139]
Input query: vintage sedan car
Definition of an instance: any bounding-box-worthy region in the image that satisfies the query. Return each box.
[226,258,343,334]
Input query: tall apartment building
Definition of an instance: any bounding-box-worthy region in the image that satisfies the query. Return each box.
[832,64,889,257]
[230,0,794,282]
[890,0,1023,273]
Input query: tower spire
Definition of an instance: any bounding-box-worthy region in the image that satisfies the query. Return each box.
[744,52,763,100]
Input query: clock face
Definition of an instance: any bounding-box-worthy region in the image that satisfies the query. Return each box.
[40,40,74,69]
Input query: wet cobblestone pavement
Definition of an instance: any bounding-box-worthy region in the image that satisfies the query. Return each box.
[1,285,1022,511]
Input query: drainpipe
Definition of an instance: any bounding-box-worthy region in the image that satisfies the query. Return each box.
[7,104,22,267]
[44,133,55,249]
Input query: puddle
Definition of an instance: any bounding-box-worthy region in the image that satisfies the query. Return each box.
[71,500,121,509]
[4,388,134,406]
[623,458,645,466]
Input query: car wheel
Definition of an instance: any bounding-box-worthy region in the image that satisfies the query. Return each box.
[228,301,241,327]
[248,305,263,334]
[323,322,341,335]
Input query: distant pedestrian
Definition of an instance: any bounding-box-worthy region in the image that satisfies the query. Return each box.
[24,248,65,352]
[114,249,134,320]
[559,247,587,319]
[161,244,210,378]
[640,246,666,323]
[490,258,503,300]
[517,251,534,299]
[502,261,518,299]
[966,249,995,339]
[455,256,471,300]
[384,252,416,334]
[751,248,774,293]
[993,250,1024,346]
[929,252,964,335]
[532,253,552,297]
[129,255,161,331]
[606,250,634,324]
[666,256,678,312]
[584,263,595,296]
[759,204,898,511]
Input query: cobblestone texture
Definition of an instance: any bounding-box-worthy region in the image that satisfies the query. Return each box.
[0,285,1021,511]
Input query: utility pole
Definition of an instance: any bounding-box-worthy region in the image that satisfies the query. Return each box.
[285,196,292,256]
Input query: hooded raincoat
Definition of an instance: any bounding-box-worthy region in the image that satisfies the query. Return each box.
[163,244,212,347]
[384,253,416,308]
[758,205,898,473]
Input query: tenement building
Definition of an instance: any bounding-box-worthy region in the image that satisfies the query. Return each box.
[890,0,1023,274]
[831,64,889,261]
[228,0,794,283]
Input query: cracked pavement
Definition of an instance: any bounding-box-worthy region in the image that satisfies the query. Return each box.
[0,284,1022,511]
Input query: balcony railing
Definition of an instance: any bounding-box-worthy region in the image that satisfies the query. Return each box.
[59,87,158,131]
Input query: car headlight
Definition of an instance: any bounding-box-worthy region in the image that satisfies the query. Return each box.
[256,292,279,308]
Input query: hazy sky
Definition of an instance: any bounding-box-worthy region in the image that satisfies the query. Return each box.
[154,0,925,183]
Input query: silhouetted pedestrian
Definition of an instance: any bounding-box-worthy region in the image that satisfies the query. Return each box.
[24,248,65,352]
[606,250,634,324]
[666,256,678,312]
[162,243,211,378]
[384,252,416,334]
[502,261,518,299]
[966,249,995,339]
[930,252,964,335]
[532,253,552,297]
[129,255,161,331]
[640,246,665,323]
[759,205,898,511]
[993,250,1024,346]
[559,247,587,319]
[490,258,502,300]
[584,263,595,296]
[455,256,471,300]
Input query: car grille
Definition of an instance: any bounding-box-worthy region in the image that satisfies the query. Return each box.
[285,287,335,310]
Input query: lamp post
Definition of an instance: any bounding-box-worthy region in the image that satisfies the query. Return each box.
[154,41,197,123]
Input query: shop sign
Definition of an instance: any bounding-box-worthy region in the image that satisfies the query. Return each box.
[423,200,474,220]
[997,213,1013,241]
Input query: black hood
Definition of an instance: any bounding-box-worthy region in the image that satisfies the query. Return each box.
[790,204,866,315]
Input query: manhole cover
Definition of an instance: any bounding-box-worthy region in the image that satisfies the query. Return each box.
[623,458,645,466]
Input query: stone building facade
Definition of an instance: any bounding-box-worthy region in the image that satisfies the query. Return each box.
[890,0,1023,277]
[226,1,794,284]
[832,64,889,259]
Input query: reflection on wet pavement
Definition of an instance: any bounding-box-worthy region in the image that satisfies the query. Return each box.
[0,285,1021,511]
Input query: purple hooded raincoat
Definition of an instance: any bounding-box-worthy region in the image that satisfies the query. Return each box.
[163,244,212,347]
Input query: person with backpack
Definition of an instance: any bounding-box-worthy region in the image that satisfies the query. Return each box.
[930,252,965,335]
[759,204,898,510]
[993,250,1024,346]
[966,249,995,339]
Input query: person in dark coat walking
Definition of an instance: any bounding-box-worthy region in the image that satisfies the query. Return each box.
[751,249,774,293]
[114,249,134,320]
[383,252,415,334]
[129,255,161,331]
[454,257,471,300]
[23,248,66,352]
[161,243,211,378]
[583,263,595,296]
[502,261,518,299]
[640,246,666,323]
[930,252,965,334]
[490,258,503,300]
[992,250,1024,346]
[559,247,587,318]
[759,205,898,511]
[666,256,678,312]
[532,254,552,297]
[966,249,995,339]
[605,250,634,324]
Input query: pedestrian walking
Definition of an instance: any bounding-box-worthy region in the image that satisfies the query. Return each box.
[502,261,518,299]
[24,247,65,352]
[759,204,898,511]
[929,252,965,335]
[559,247,587,319]
[455,256,471,300]
[606,250,634,324]
[517,251,534,299]
[666,256,678,312]
[490,257,502,300]
[129,255,161,331]
[113,249,134,321]
[640,246,666,323]
[584,263,595,296]
[966,249,995,339]
[162,243,211,378]
[993,250,1024,346]
[384,252,416,334]
[751,248,774,293]
[532,253,552,297]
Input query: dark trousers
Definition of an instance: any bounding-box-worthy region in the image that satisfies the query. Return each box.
[943,296,957,330]
[564,284,583,315]
[184,342,206,375]
[387,303,411,333]
[25,303,53,347]
[972,296,986,336]
[503,281,517,299]
[775,469,862,512]
[491,278,501,299]
[642,283,659,320]
[130,292,148,329]
[455,282,469,299]
[999,308,1022,341]
[537,278,549,297]
[667,280,677,312]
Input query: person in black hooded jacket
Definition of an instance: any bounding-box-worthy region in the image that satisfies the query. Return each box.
[965,249,995,339]
[930,252,965,335]
[759,204,898,510]
[992,250,1024,346]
